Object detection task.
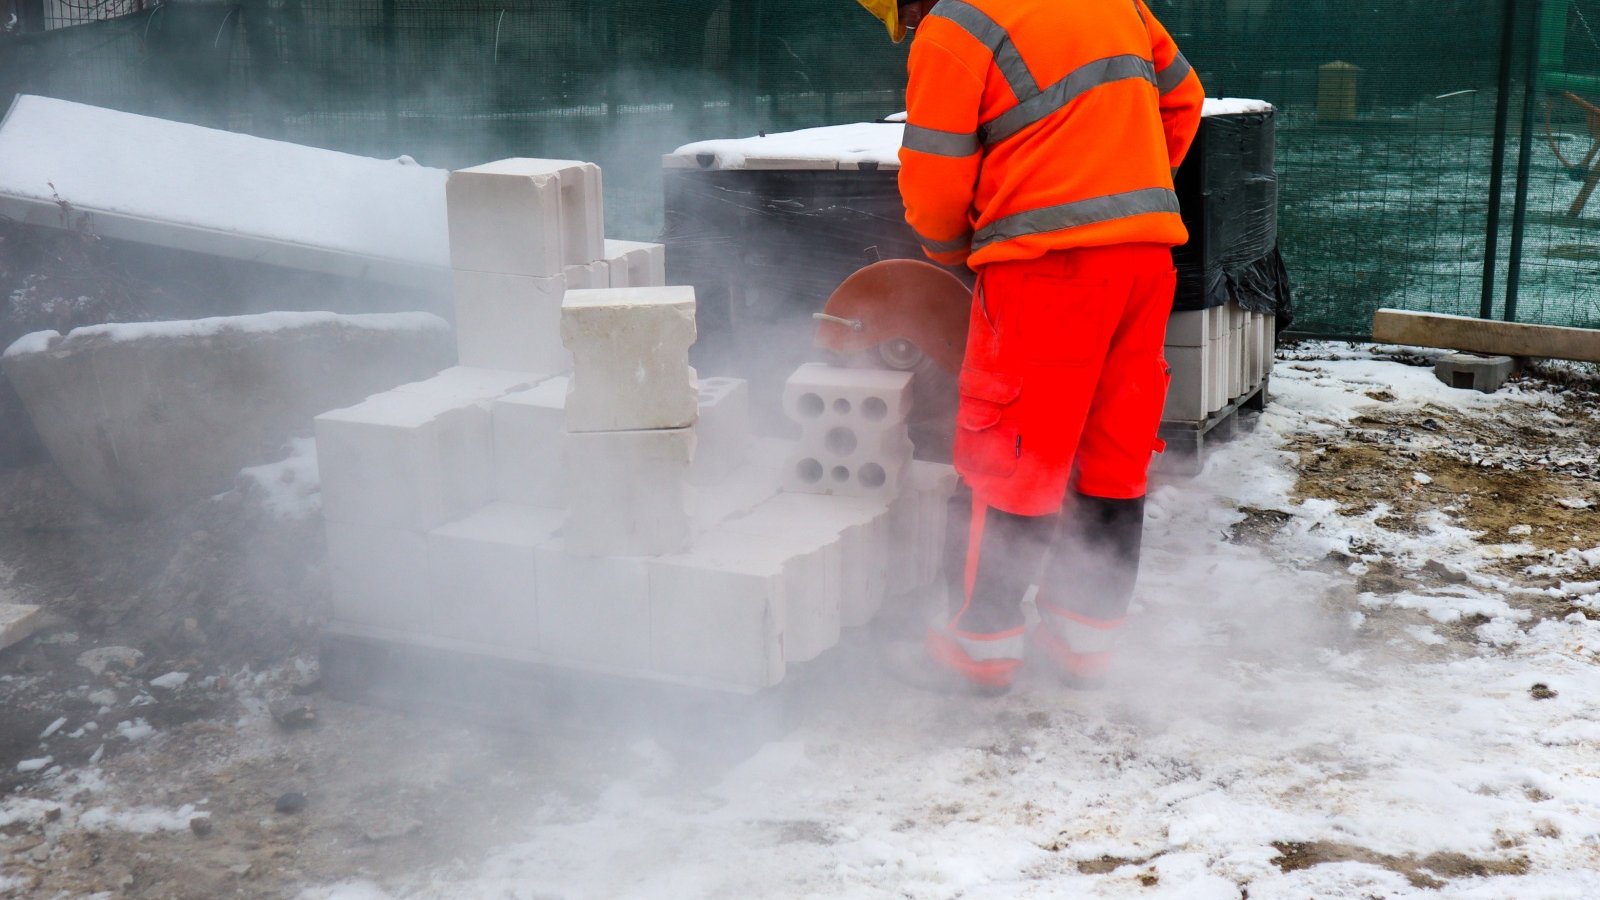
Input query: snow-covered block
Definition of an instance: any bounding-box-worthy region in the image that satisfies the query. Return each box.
[561,286,698,433]
[534,540,650,670]
[492,377,568,507]
[452,269,570,376]
[689,376,751,486]
[393,365,539,402]
[447,159,565,278]
[564,426,692,557]
[1164,308,1208,348]
[782,364,914,499]
[425,503,562,651]
[315,390,492,531]
[0,603,42,653]
[326,522,431,631]
[1162,344,1210,422]
[604,239,667,289]
[648,530,787,689]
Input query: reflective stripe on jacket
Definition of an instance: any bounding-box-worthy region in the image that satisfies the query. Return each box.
[899,0,1204,268]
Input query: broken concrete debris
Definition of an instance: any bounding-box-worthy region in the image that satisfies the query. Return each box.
[317,156,957,691]
[0,602,41,653]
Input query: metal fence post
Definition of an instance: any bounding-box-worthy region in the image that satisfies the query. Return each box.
[1481,0,1519,319]
[1505,0,1543,324]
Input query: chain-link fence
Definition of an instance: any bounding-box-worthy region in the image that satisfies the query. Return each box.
[5,0,1600,338]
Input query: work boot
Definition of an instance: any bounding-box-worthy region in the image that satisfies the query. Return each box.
[1035,492,1145,683]
[925,503,1055,694]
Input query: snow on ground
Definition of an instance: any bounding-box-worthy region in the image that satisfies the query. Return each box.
[276,348,1600,899]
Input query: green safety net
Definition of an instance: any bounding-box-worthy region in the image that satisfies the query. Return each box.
[6,0,1600,338]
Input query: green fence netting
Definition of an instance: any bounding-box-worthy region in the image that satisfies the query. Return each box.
[7,0,1600,338]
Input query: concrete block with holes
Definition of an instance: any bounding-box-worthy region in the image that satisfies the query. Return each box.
[647,529,788,689]
[561,286,698,433]
[689,376,751,485]
[604,239,667,289]
[447,159,604,277]
[781,363,914,499]
[563,426,693,557]
[491,376,568,507]
[425,503,563,651]
[315,390,493,532]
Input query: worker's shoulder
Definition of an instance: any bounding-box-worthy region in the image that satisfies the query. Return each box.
[930,0,1145,42]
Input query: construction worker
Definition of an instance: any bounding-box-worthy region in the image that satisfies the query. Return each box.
[856,0,1204,691]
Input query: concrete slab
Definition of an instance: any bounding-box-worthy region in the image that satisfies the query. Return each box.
[2,311,453,516]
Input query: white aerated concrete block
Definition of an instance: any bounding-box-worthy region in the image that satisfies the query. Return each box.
[1261,312,1276,378]
[1207,305,1228,413]
[1246,312,1264,389]
[534,539,651,670]
[782,364,914,499]
[1164,308,1208,348]
[315,391,493,531]
[604,239,667,289]
[394,366,539,402]
[564,426,692,557]
[1229,301,1246,401]
[492,377,568,507]
[327,522,431,631]
[561,286,698,433]
[564,259,609,290]
[721,501,843,663]
[426,503,563,651]
[561,162,606,266]
[452,269,571,377]
[905,460,960,590]
[690,376,751,485]
[447,159,566,278]
[648,530,788,689]
[1162,344,1210,422]
[729,491,891,631]
[688,436,788,534]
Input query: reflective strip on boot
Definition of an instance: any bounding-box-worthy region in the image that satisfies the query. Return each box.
[1032,624,1116,680]
[926,622,1025,688]
[1036,601,1124,655]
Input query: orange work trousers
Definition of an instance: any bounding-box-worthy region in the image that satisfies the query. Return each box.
[953,243,1176,516]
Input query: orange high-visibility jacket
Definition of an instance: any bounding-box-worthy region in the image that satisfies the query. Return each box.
[899,0,1204,268]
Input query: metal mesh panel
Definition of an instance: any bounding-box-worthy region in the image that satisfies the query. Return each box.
[8,1,1600,337]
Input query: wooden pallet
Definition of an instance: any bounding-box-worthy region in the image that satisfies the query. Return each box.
[1154,376,1269,476]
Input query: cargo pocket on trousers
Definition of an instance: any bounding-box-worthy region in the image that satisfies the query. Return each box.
[955,367,1023,477]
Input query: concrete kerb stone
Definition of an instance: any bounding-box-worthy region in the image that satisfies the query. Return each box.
[1434,352,1517,394]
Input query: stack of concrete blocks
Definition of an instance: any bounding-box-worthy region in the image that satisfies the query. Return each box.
[1162,299,1276,423]
[319,154,962,694]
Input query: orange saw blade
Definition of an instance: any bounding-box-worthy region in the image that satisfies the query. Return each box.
[813,259,971,374]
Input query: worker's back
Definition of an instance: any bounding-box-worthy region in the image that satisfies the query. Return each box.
[899,0,1203,268]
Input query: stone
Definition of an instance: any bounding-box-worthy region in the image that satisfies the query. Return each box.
[563,427,692,557]
[491,377,568,508]
[274,792,308,814]
[561,286,698,433]
[0,312,452,516]
[425,502,562,651]
[446,158,603,277]
[604,239,667,289]
[450,269,571,376]
[1434,352,1516,394]
[533,539,651,670]
[325,522,431,632]
[648,530,787,689]
[689,377,751,485]
[0,603,41,653]
[314,390,493,531]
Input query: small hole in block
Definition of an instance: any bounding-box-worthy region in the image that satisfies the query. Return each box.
[859,463,887,488]
[862,396,888,421]
[796,458,824,483]
[833,398,852,415]
[1451,371,1475,390]
[831,466,851,483]
[798,393,825,418]
[826,427,858,456]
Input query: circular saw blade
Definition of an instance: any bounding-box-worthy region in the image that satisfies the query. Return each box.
[813,259,971,375]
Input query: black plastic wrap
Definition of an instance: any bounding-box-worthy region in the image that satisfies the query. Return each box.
[1172,109,1282,315]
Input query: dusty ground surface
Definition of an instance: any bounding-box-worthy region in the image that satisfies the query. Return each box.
[2,345,1599,898]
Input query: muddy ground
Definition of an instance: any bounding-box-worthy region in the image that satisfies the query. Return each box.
[3,346,1600,898]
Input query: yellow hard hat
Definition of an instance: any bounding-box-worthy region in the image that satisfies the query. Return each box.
[856,0,907,43]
